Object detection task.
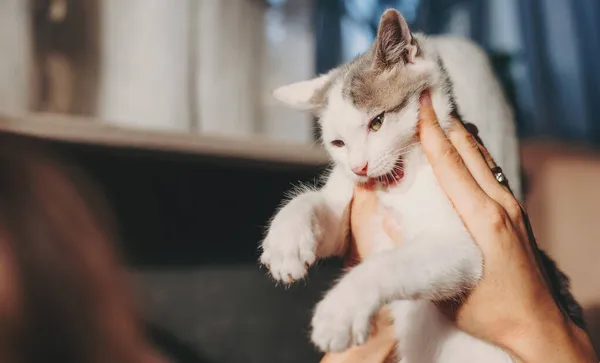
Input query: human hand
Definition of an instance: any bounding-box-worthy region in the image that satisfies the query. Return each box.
[410,90,597,363]
[338,91,597,363]
[318,307,396,363]
[324,90,597,363]
[315,178,399,362]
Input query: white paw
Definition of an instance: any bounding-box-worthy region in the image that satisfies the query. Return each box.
[260,213,318,284]
[310,283,375,352]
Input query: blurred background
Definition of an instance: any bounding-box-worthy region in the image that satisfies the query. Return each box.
[0,0,598,362]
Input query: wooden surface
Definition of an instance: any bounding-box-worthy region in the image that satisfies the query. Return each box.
[0,111,329,166]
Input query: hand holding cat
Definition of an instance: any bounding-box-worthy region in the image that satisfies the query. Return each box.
[260,85,597,362]
[324,91,597,363]
[417,91,594,360]
[346,91,597,363]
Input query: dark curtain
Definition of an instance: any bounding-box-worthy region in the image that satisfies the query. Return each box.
[314,0,600,145]
[571,0,600,143]
[518,0,600,143]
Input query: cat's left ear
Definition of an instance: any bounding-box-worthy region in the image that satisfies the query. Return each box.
[373,9,419,70]
[273,72,333,111]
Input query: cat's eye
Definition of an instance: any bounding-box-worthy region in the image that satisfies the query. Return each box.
[369,113,385,132]
[330,140,345,147]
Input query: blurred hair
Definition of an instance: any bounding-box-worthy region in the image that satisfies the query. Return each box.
[0,133,165,363]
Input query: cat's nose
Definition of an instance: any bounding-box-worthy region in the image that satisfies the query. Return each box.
[352,162,368,176]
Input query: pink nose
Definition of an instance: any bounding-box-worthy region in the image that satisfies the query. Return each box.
[352,162,368,176]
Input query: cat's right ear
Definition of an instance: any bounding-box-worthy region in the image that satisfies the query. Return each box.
[373,9,418,70]
[272,73,332,111]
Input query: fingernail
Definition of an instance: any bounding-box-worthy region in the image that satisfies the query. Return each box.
[420,90,431,106]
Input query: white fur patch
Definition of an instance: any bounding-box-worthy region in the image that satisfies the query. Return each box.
[272,73,332,110]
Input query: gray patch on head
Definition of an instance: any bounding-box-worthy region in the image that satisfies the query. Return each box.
[309,50,377,114]
[340,41,436,113]
[308,78,335,111]
[313,34,453,119]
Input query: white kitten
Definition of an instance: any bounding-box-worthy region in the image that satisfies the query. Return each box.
[261,9,519,363]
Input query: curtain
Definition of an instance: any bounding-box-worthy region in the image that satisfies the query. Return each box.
[0,0,33,113]
[517,0,600,143]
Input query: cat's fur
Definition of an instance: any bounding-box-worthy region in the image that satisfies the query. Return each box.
[260,9,583,363]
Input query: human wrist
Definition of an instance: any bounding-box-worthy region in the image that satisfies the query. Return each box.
[503,314,597,363]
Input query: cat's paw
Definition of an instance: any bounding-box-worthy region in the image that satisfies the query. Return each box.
[310,283,375,352]
[260,213,318,284]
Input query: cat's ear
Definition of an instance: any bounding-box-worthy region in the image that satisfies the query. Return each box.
[373,9,418,70]
[273,73,332,111]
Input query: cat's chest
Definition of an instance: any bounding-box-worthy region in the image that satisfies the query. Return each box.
[373,163,465,244]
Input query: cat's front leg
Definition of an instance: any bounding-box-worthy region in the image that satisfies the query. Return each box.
[311,235,482,352]
[260,168,353,284]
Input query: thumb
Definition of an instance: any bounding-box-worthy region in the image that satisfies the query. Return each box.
[418,90,441,130]
[382,214,403,245]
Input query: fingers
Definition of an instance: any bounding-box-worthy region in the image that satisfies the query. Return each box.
[418,91,496,221]
[474,138,529,239]
[419,91,525,251]
[473,139,495,168]
[474,142,517,201]
[445,117,519,217]
[354,184,405,246]
[447,116,525,228]
[352,186,380,225]
[319,319,396,363]
[463,122,484,147]
[382,214,403,245]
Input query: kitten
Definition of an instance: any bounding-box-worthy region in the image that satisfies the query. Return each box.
[260,9,583,363]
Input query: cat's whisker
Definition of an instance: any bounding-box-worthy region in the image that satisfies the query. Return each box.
[393,143,418,155]
[385,173,392,185]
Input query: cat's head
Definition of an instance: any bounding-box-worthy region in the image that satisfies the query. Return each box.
[274,9,449,184]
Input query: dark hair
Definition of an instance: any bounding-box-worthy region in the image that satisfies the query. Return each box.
[0,133,165,363]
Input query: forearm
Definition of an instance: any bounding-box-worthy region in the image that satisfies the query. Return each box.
[504,316,597,363]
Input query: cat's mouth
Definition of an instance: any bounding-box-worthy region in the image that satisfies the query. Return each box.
[371,157,405,187]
